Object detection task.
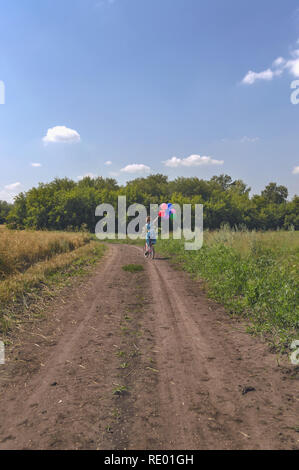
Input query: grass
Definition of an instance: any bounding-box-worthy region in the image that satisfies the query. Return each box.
[156,228,299,352]
[115,350,126,358]
[122,264,144,273]
[119,362,129,369]
[112,384,128,396]
[0,227,106,335]
[0,226,92,279]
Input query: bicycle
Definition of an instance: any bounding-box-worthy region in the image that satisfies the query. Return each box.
[144,240,155,260]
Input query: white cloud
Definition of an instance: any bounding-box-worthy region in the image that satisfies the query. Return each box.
[77,173,97,181]
[120,164,151,173]
[286,60,299,77]
[5,182,21,191]
[273,57,285,68]
[242,43,299,85]
[31,163,42,167]
[163,154,224,168]
[0,190,15,203]
[43,126,81,144]
[242,68,277,85]
[0,182,22,203]
[293,166,299,175]
[221,136,259,144]
[240,136,260,143]
[105,161,112,166]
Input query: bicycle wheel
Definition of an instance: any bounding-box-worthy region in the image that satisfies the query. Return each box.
[149,246,155,259]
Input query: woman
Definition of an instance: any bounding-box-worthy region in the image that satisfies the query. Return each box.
[145,215,158,255]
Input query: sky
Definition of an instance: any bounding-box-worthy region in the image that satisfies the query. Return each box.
[0,0,299,202]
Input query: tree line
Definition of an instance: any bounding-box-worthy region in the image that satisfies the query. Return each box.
[0,201,12,225]
[2,174,298,231]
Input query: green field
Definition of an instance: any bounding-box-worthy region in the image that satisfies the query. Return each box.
[156,229,299,351]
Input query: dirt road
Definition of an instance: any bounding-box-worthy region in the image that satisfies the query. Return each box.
[0,244,298,450]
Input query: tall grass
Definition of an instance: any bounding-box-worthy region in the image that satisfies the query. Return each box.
[0,226,91,279]
[0,242,105,305]
[0,228,106,334]
[157,228,299,350]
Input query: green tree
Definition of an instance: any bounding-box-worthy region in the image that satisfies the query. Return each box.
[261,183,288,204]
[5,174,298,232]
[0,201,12,224]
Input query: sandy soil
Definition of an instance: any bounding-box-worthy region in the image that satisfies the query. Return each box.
[0,244,298,450]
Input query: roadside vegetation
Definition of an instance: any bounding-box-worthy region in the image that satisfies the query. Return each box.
[156,228,299,351]
[0,226,105,335]
[0,226,91,279]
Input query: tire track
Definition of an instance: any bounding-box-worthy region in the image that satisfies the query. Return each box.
[0,244,297,450]
[132,245,299,450]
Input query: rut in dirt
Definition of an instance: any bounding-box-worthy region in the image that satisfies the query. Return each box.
[0,244,298,450]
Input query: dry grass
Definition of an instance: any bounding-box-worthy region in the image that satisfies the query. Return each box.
[0,226,91,279]
[0,228,106,326]
[0,241,103,306]
[0,228,106,335]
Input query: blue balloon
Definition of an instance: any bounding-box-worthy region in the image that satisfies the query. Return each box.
[164,209,170,219]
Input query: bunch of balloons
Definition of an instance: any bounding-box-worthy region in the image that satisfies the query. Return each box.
[159,203,177,220]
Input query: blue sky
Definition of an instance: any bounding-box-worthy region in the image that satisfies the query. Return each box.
[0,0,299,202]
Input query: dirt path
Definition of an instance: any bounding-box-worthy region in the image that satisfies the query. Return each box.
[0,244,298,450]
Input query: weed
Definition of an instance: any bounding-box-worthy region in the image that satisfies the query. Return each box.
[112,384,128,396]
[122,264,144,273]
[120,362,129,369]
[157,230,299,351]
[115,350,126,358]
